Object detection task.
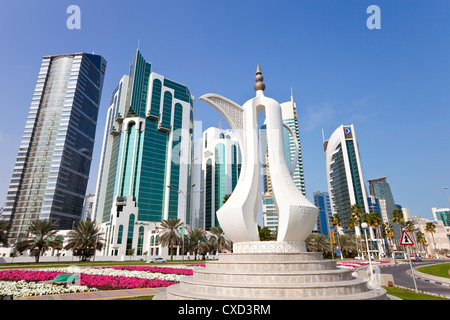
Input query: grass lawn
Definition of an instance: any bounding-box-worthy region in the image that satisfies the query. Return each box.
[382,286,449,300]
[416,263,450,279]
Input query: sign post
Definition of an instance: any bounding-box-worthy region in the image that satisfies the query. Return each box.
[400,230,418,292]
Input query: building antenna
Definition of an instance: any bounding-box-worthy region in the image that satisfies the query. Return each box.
[321,128,325,143]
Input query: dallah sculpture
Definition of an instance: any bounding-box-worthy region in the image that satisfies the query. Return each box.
[199,65,318,245]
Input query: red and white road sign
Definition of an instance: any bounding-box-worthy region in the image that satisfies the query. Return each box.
[399,230,414,246]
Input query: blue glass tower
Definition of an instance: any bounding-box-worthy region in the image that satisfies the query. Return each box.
[1,53,106,244]
[314,191,332,236]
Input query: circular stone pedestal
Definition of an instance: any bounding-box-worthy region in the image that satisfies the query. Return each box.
[153,241,386,300]
[233,241,306,253]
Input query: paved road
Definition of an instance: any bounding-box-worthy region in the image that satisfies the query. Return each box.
[380,259,450,297]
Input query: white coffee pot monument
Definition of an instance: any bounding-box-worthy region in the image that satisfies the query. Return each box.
[200,65,318,253]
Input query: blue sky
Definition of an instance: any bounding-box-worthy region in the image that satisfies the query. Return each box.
[0,0,449,222]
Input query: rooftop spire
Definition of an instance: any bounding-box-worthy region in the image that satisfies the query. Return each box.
[254,64,265,92]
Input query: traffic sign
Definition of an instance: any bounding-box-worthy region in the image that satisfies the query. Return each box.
[399,230,414,246]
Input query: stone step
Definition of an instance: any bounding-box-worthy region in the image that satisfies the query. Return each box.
[173,276,375,299]
[204,259,337,273]
[165,281,386,300]
[217,252,324,263]
[192,268,353,284]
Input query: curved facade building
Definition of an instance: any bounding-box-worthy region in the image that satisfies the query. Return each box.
[93,50,195,257]
[324,125,369,235]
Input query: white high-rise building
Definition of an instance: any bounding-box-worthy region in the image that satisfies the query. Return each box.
[324,124,369,236]
[191,127,240,230]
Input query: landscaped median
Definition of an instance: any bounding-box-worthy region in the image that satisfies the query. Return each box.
[0,264,205,298]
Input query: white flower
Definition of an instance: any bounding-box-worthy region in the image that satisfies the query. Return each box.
[0,280,98,298]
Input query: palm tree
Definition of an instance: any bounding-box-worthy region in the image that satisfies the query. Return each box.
[369,212,383,258]
[14,219,60,263]
[188,228,208,260]
[415,230,427,255]
[64,221,104,261]
[404,220,416,253]
[424,222,437,257]
[0,220,11,247]
[306,233,331,254]
[222,194,232,204]
[329,214,343,258]
[258,225,275,241]
[362,212,380,258]
[208,226,231,253]
[350,204,364,257]
[336,234,357,257]
[381,223,394,257]
[159,218,183,260]
[392,208,404,235]
[348,216,360,257]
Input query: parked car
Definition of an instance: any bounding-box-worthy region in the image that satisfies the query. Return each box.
[410,254,422,262]
[147,257,167,263]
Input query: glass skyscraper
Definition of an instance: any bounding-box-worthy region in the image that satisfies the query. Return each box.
[93,50,195,257]
[261,94,305,233]
[314,191,332,236]
[324,125,369,236]
[191,127,241,230]
[1,53,106,244]
[368,177,401,239]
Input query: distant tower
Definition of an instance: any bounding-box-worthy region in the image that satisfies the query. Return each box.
[324,125,369,235]
[314,191,332,236]
[368,177,401,238]
[190,127,241,230]
[1,52,106,244]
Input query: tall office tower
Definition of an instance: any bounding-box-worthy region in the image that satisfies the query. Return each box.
[1,53,106,244]
[190,138,205,229]
[261,93,305,233]
[81,193,96,221]
[313,191,332,236]
[402,207,412,222]
[93,50,194,257]
[324,124,369,236]
[367,195,388,224]
[368,177,401,239]
[191,127,241,230]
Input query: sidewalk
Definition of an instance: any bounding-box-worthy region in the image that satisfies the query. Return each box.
[14,287,167,300]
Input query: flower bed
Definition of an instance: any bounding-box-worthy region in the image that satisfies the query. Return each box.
[0,280,97,298]
[336,260,390,272]
[0,264,206,297]
[101,264,205,276]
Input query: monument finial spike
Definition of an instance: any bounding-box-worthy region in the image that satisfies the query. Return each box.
[254,64,265,92]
